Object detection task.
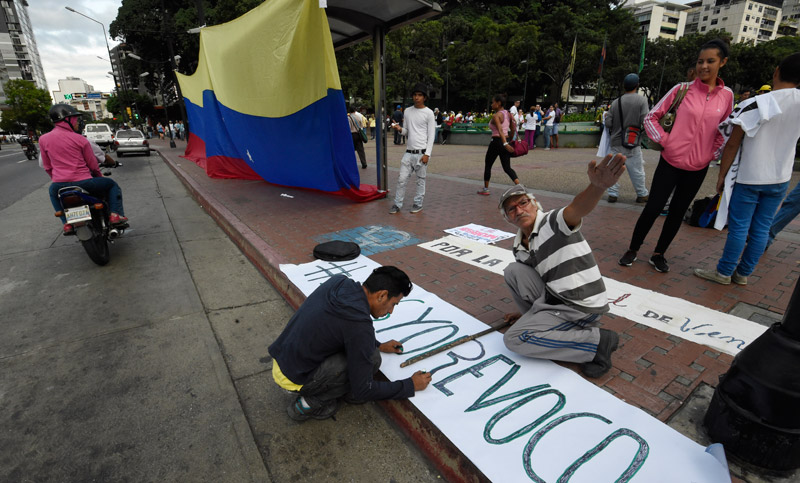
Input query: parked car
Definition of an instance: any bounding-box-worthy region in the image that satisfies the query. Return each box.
[83,123,114,148]
[114,129,150,157]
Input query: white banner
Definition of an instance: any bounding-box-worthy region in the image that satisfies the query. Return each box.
[418,236,766,356]
[444,223,516,244]
[280,257,730,483]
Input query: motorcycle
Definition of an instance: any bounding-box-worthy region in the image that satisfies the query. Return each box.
[56,162,126,266]
[18,136,38,160]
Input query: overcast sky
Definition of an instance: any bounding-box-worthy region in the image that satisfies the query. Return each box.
[30,0,123,95]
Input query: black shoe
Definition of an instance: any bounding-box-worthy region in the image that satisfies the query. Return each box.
[607,195,617,203]
[618,249,637,267]
[636,195,649,203]
[361,164,367,169]
[650,254,669,273]
[581,329,619,378]
[287,397,339,421]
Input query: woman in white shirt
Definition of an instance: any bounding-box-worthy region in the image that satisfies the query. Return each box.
[523,107,537,149]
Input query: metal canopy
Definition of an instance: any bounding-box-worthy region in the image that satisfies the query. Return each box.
[324,0,442,191]
[327,0,442,51]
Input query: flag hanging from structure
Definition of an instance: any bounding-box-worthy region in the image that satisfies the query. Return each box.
[639,35,647,73]
[598,36,607,76]
[176,0,382,201]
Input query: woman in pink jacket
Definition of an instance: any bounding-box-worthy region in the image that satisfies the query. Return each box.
[619,39,734,273]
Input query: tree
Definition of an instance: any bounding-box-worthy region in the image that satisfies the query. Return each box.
[1,80,52,133]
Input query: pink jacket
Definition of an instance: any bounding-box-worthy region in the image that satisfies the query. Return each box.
[643,78,733,171]
[40,122,101,182]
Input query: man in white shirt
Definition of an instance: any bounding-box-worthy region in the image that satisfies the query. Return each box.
[509,100,521,140]
[389,83,436,214]
[694,53,800,286]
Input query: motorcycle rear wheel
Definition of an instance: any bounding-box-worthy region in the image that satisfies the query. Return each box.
[81,234,110,266]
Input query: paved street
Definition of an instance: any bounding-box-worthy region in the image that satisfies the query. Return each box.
[0,144,49,211]
[0,149,439,482]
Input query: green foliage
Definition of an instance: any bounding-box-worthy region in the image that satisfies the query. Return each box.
[562,112,595,122]
[1,79,53,133]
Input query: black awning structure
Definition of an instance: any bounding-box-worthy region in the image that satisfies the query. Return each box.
[324,0,442,190]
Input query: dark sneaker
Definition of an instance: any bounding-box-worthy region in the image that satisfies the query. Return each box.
[636,195,649,203]
[694,268,730,285]
[581,329,619,378]
[649,254,669,273]
[410,204,423,213]
[388,205,400,214]
[607,195,617,203]
[618,249,637,267]
[732,271,748,285]
[287,397,339,421]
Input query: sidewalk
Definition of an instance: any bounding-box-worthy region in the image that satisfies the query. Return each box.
[151,137,800,482]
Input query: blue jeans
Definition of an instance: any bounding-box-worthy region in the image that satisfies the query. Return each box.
[717,181,789,277]
[768,181,800,246]
[543,126,553,148]
[49,178,125,223]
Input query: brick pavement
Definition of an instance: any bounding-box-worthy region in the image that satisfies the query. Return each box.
[151,138,800,480]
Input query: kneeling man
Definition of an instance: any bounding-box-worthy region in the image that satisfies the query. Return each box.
[269,266,432,421]
[499,154,626,378]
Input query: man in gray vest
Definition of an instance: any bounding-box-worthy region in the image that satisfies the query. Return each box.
[605,73,649,204]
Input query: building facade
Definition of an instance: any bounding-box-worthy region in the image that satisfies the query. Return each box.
[622,0,691,40]
[781,0,800,33]
[51,77,112,121]
[0,0,48,104]
[684,0,783,44]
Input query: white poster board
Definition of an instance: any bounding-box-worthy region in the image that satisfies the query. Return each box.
[444,223,516,244]
[418,236,766,356]
[280,257,730,483]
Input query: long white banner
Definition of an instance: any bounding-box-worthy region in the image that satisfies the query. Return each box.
[419,236,766,356]
[280,257,729,483]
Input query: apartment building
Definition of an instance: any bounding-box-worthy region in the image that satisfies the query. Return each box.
[684,0,783,44]
[0,0,48,104]
[781,0,800,33]
[51,77,112,121]
[622,0,691,40]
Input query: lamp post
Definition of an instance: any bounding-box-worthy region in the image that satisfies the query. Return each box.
[65,6,129,123]
[442,57,448,112]
[521,59,529,108]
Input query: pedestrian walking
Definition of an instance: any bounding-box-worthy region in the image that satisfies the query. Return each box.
[694,53,800,285]
[551,102,562,149]
[348,106,368,169]
[604,73,650,204]
[388,83,436,214]
[542,105,554,150]
[392,105,404,145]
[523,106,537,150]
[477,94,520,196]
[619,39,734,273]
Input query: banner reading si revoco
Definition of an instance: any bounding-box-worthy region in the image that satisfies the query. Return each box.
[280,256,730,482]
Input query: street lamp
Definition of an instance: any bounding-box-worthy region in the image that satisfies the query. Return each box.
[65,6,127,122]
[520,59,529,108]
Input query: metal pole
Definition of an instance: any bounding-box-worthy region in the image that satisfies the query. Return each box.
[161,0,188,142]
[522,58,529,108]
[373,26,387,192]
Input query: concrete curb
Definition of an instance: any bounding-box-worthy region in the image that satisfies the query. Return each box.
[155,148,488,483]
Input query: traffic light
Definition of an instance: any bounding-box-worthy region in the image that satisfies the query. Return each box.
[126,107,132,117]
[134,113,139,120]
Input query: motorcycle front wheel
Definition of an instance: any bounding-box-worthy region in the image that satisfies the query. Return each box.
[81,234,110,266]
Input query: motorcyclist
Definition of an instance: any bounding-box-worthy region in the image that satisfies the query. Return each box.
[39,104,129,235]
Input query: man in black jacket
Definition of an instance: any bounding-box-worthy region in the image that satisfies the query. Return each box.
[269,266,432,421]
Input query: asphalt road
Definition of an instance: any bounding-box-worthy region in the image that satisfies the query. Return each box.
[0,151,439,482]
[0,144,48,211]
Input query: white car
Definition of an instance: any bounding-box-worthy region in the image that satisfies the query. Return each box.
[83,123,114,148]
[114,129,150,157]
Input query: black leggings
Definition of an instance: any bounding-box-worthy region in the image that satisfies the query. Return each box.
[484,137,518,183]
[629,156,708,254]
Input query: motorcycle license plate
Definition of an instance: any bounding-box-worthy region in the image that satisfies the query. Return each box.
[65,205,92,224]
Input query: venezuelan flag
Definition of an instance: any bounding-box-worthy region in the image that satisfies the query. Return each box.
[177,0,381,201]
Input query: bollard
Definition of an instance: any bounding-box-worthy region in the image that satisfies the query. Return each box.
[704,279,800,471]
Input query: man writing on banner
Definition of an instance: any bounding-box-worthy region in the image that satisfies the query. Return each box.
[269,266,432,421]
[498,153,627,378]
[694,53,800,286]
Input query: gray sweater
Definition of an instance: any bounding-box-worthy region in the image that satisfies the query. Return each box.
[605,93,649,150]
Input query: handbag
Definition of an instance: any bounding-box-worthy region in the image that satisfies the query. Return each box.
[644,82,690,151]
[349,115,368,143]
[616,96,642,149]
[508,140,529,157]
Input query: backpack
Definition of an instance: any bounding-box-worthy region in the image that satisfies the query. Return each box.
[684,196,718,228]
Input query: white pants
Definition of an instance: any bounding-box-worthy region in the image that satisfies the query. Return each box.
[393,153,426,208]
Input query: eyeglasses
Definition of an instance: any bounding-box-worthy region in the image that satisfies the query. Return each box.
[505,197,532,216]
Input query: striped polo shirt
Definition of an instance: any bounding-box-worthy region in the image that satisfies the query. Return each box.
[512,208,609,314]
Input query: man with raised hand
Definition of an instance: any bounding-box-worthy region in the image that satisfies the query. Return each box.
[499,154,626,378]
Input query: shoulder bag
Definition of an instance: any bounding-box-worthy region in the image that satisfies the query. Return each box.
[644,82,689,151]
[616,96,642,149]
[349,115,368,143]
